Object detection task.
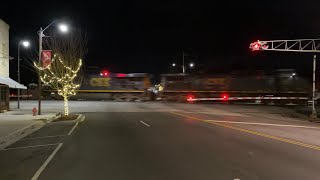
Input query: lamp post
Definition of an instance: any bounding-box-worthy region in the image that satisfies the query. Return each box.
[182,51,185,73]
[181,51,195,73]
[37,21,68,115]
[17,40,30,109]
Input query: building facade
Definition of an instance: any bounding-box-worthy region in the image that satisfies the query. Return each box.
[0,19,26,111]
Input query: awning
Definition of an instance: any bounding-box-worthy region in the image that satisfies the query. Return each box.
[0,77,27,89]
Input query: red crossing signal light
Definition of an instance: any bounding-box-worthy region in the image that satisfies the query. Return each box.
[222,94,229,100]
[101,70,109,77]
[250,41,261,51]
[187,95,195,102]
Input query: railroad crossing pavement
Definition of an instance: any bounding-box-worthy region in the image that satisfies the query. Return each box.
[9,100,316,117]
[1,101,320,179]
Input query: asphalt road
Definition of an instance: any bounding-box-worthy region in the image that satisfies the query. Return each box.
[2,101,320,180]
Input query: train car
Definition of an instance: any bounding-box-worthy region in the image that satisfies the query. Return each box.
[72,72,152,101]
[158,69,311,104]
[46,67,152,101]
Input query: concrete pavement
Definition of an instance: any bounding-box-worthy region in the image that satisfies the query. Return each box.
[0,105,58,150]
[36,112,320,179]
[1,101,320,179]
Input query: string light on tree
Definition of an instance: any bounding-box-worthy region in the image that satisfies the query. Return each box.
[34,54,82,115]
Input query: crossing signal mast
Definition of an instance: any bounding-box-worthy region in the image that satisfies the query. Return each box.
[249,39,320,52]
[250,39,320,119]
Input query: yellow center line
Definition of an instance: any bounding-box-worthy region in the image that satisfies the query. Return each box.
[205,120,320,129]
[170,112,320,151]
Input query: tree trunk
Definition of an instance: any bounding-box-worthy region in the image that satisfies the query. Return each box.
[63,96,69,116]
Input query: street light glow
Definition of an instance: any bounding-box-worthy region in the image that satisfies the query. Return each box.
[189,62,194,68]
[22,41,30,47]
[59,24,68,32]
[172,63,176,67]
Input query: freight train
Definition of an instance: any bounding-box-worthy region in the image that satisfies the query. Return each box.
[71,71,152,101]
[46,68,312,104]
[157,69,311,105]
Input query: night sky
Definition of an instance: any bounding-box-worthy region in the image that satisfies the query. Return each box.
[1,0,320,84]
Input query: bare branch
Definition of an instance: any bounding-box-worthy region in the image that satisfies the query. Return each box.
[34,28,87,115]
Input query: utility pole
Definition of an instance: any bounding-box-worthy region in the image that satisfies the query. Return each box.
[38,27,42,115]
[17,40,30,109]
[182,51,185,73]
[312,55,317,118]
[17,45,20,109]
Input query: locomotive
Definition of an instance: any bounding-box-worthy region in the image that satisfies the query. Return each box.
[157,69,311,104]
[72,71,152,101]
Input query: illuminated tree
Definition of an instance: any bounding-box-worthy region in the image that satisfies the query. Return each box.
[34,30,87,116]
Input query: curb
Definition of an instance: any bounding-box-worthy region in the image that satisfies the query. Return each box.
[0,113,60,150]
[53,114,86,123]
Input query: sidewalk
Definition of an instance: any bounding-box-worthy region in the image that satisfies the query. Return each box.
[0,104,58,149]
[288,105,320,121]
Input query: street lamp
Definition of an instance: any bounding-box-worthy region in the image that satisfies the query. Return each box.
[172,63,176,67]
[189,62,194,68]
[37,20,69,115]
[22,41,30,47]
[17,40,30,109]
[59,24,69,32]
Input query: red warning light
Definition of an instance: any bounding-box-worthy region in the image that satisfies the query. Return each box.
[222,94,229,100]
[101,70,109,76]
[116,73,126,77]
[187,95,195,102]
[250,41,261,51]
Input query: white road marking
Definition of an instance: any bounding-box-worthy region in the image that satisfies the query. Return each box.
[140,120,151,127]
[31,143,63,180]
[3,143,61,151]
[203,120,320,129]
[79,115,86,122]
[21,135,67,140]
[68,122,79,135]
[182,111,246,117]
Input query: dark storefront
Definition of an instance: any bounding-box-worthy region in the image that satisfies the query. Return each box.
[0,84,9,111]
